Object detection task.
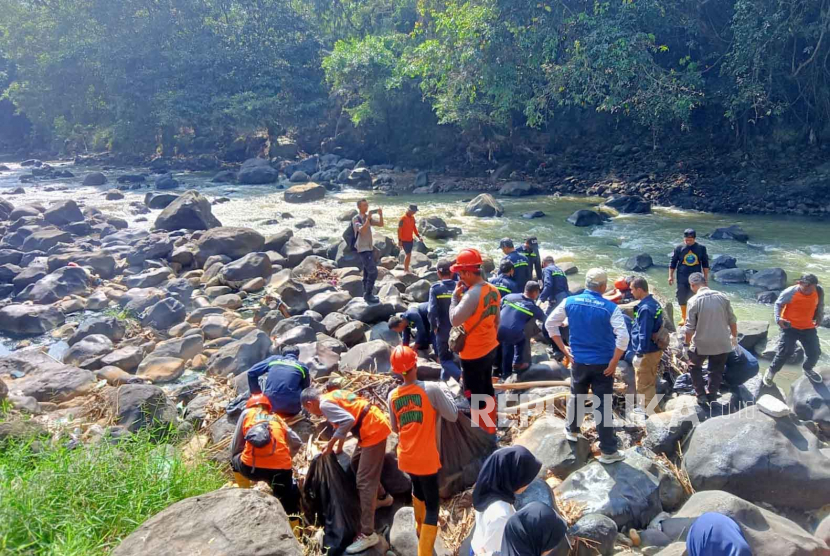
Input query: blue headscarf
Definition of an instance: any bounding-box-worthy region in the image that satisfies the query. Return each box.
[687,513,752,556]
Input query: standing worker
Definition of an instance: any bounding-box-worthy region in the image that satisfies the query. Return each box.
[353,199,384,304]
[449,248,501,434]
[497,281,547,379]
[545,269,629,464]
[764,273,824,385]
[499,239,530,292]
[428,259,462,382]
[516,237,542,282]
[301,387,394,553]
[669,229,709,325]
[388,302,434,351]
[629,277,665,414]
[245,345,310,417]
[230,394,303,536]
[684,272,738,407]
[490,260,520,296]
[398,204,422,273]
[539,256,570,308]
[387,346,458,556]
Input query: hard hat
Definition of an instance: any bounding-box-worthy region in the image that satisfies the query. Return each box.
[246,394,272,411]
[615,277,631,291]
[450,248,484,273]
[390,345,418,374]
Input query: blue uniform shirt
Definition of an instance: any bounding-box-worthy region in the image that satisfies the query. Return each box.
[631,294,664,356]
[401,302,431,346]
[498,293,547,344]
[540,264,570,304]
[428,279,456,332]
[564,290,621,365]
[246,354,310,415]
[502,251,530,291]
[490,274,519,297]
[517,245,542,281]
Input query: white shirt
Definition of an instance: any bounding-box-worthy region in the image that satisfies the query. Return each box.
[471,501,514,556]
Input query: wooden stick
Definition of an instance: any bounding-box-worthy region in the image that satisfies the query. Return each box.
[494,380,570,391]
[500,391,569,413]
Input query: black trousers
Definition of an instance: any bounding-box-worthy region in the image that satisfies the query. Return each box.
[566,362,618,455]
[411,473,440,526]
[359,251,378,297]
[231,453,300,516]
[770,327,822,373]
[688,350,728,397]
[460,348,496,400]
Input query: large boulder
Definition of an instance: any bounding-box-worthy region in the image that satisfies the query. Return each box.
[624,253,653,272]
[13,361,95,402]
[418,216,462,240]
[142,298,187,330]
[567,210,604,227]
[237,158,279,184]
[24,266,90,304]
[111,489,302,556]
[271,277,309,315]
[711,225,749,242]
[150,335,205,361]
[263,229,294,253]
[405,280,431,302]
[21,227,72,252]
[498,181,537,197]
[340,340,393,374]
[713,268,747,284]
[123,267,172,289]
[737,320,769,354]
[284,182,326,203]
[206,330,272,377]
[280,237,314,268]
[343,298,400,324]
[69,316,127,345]
[48,251,118,279]
[83,172,107,186]
[661,490,829,556]
[464,194,504,217]
[308,291,352,316]
[0,304,65,335]
[748,268,787,291]
[220,252,272,288]
[603,195,651,214]
[106,384,177,433]
[63,334,113,369]
[682,408,830,510]
[145,192,180,209]
[99,346,144,373]
[43,200,84,226]
[194,227,265,267]
[642,410,696,457]
[155,190,222,231]
[513,416,591,479]
[136,356,186,383]
[568,514,618,556]
[710,254,738,273]
[788,367,830,433]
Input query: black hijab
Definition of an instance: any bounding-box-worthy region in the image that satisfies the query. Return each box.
[472,446,542,511]
[500,502,569,556]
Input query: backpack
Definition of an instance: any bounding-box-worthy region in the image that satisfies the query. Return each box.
[342,217,359,250]
[243,421,276,471]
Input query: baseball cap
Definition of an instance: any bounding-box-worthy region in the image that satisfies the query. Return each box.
[797,273,819,285]
[585,268,607,288]
[683,228,697,238]
[408,204,418,213]
[499,238,514,249]
[436,259,453,274]
[525,236,538,244]
[688,272,706,285]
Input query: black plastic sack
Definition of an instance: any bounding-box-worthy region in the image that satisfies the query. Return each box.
[303,453,361,556]
[437,412,497,498]
[225,393,250,421]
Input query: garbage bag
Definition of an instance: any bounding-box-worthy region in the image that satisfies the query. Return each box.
[303,453,361,556]
[437,412,497,498]
[225,393,250,421]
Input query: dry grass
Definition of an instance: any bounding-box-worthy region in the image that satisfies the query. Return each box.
[439,489,475,556]
[558,498,586,527]
[295,263,339,286]
[655,443,695,496]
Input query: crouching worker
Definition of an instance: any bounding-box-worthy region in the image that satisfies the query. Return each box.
[388,346,459,556]
[230,394,302,535]
[245,345,310,417]
[301,387,393,553]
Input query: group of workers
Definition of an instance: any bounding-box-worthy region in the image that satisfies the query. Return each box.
[228,210,824,556]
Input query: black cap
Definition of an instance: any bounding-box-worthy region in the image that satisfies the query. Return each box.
[683,228,696,238]
[499,238,514,249]
[798,273,819,285]
[408,204,418,213]
[525,236,537,244]
[436,259,453,274]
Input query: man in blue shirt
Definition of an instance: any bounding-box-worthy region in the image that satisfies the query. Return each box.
[388,302,433,350]
[629,277,665,414]
[546,269,629,464]
[497,281,547,379]
[516,237,542,281]
[489,260,519,296]
[539,256,570,307]
[428,259,462,381]
[499,238,530,292]
[246,345,310,416]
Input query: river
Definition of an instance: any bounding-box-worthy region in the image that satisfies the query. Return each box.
[1,160,828,386]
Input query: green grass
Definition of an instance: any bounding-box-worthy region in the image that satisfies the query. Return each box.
[0,431,227,555]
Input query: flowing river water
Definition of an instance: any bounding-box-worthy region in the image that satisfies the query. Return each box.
[1,160,828,387]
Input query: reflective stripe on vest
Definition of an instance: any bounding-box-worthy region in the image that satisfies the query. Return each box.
[506,301,534,317]
[436,294,452,299]
[513,262,528,268]
[268,359,307,379]
[495,286,512,294]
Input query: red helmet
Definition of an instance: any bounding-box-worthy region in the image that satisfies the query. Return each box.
[390,345,418,374]
[246,394,272,411]
[450,248,483,273]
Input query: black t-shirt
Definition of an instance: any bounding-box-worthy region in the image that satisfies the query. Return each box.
[670,243,709,285]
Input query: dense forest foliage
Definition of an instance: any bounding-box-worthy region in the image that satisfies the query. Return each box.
[1,0,829,164]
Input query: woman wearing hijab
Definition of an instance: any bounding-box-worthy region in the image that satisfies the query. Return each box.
[470,446,543,556]
[686,513,752,556]
[500,502,571,556]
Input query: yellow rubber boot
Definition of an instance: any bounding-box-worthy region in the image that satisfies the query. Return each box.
[289,518,302,541]
[418,524,439,556]
[233,472,252,488]
[679,305,687,326]
[412,496,426,537]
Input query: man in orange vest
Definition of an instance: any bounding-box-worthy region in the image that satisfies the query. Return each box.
[398,204,422,273]
[230,394,302,535]
[387,345,458,556]
[301,387,394,553]
[449,248,501,434]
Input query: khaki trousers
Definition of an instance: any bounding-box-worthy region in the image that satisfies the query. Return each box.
[635,351,663,409]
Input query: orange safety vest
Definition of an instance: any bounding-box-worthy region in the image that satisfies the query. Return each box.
[323,389,391,448]
[398,215,419,242]
[241,409,293,470]
[390,383,440,475]
[460,283,501,360]
[782,289,819,330]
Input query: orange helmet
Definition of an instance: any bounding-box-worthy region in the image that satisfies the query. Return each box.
[450,248,483,273]
[246,394,272,411]
[615,277,631,291]
[390,345,418,374]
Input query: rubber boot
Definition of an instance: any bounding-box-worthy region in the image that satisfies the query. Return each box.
[233,472,252,488]
[679,305,687,326]
[289,518,302,541]
[412,496,426,537]
[418,524,439,556]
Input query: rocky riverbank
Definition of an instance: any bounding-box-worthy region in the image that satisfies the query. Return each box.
[1,153,829,556]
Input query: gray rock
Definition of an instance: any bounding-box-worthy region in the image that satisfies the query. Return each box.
[514,416,591,479]
[710,254,737,273]
[713,268,747,284]
[151,335,205,361]
[220,252,272,287]
[334,321,368,348]
[83,172,107,186]
[145,192,180,209]
[155,190,222,231]
[142,298,187,329]
[99,346,144,373]
[602,195,651,214]
[498,181,538,196]
[136,356,186,383]
[568,514,617,556]
[121,287,166,314]
[63,334,113,369]
[0,304,65,335]
[207,330,272,377]
[308,291,352,316]
[194,227,265,267]
[567,210,604,227]
[418,216,462,240]
[522,211,545,219]
[263,229,293,253]
[48,251,118,279]
[642,411,696,457]
[756,290,779,304]
[322,312,352,335]
[464,194,504,217]
[23,266,89,304]
[343,297,399,324]
[280,236,313,268]
[274,325,317,349]
[44,200,84,226]
[111,489,302,556]
[340,339,392,373]
[710,225,749,242]
[285,182,326,203]
[213,293,242,310]
[788,367,830,434]
[20,227,72,252]
[625,253,653,272]
[289,171,309,183]
[123,267,171,289]
[748,268,787,291]
[295,218,315,229]
[13,361,95,402]
[347,167,372,188]
[405,280,431,302]
[339,275,364,298]
[154,173,179,190]
[682,407,830,510]
[238,159,279,184]
[737,321,769,354]
[106,384,177,433]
